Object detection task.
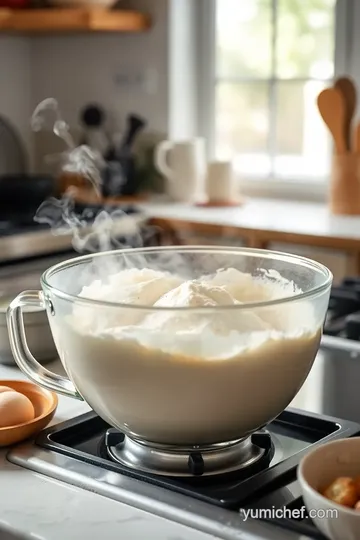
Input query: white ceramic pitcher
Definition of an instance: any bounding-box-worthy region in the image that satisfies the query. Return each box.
[155,138,206,202]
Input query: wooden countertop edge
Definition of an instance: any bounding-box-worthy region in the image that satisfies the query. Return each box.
[149,217,360,251]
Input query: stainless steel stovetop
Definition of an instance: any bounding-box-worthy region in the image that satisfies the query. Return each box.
[7,405,360,540]
[6,252,360,539]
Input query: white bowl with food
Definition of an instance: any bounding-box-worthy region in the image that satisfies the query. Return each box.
[298,438,360,540]
[7,246,331,447]
[0,296,57,366]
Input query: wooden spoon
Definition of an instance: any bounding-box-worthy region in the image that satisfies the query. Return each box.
[354,121,360,154]
[317,87,347,154]
[334,77,357,151]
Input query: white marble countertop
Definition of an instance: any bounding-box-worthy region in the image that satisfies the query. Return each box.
[0,361,220,540]
[139,198,360,241]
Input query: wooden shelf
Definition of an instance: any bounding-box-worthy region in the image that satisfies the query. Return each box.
[0,8,151,33]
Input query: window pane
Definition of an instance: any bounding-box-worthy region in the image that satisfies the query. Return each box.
[276,0,336,78]
[215,82,271,175]
[274,80,331,179]
[216,0,272,78]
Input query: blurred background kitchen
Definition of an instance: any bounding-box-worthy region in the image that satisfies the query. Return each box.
[2,0,360,279]
[1,0,360,428]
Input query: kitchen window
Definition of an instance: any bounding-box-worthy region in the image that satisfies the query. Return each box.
[198,0,355,199]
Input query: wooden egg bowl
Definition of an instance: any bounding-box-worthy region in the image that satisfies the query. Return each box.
[0,380,58,447]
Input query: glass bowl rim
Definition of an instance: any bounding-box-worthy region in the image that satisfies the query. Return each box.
[41,245,333,311]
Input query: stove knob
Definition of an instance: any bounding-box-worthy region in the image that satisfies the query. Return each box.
[345,312,360,340]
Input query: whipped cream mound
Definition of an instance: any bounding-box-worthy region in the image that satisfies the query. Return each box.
[140,281,271,336]
[206,267,299,302]
[72,267,317,358]
[154,281,237,308]
[76,268,183,329]
[207,268,270,303]
[79,268,182,306]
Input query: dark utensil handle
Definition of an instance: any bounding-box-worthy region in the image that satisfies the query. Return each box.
[121,114,147,150]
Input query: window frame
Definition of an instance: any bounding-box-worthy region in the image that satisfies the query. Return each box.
[197,0,355,202]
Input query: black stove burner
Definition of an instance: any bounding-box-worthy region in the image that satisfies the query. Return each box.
[98,428,275,480]
[34,408,360,540]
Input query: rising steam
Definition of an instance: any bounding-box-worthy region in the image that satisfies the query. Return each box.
[34,194,143,253]
[31,97,75,150]
[32,98,103,197]
[31,98,156,256]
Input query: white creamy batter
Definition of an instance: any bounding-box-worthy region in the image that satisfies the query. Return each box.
[50,267,323,445]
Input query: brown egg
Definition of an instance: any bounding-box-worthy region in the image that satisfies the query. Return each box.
[0,391,35,428]
[0,385,14,394]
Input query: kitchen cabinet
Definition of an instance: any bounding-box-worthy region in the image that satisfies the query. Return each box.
[173,232,347,283]
[143,198,360,282]
[270,243,349,283]
[174,231,244,247]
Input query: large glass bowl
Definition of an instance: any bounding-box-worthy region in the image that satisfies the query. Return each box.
[7,246,332,446]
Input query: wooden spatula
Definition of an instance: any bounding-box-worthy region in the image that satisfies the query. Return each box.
[334,76,357,151]
[353,121,360,154]
[317,87,347,154]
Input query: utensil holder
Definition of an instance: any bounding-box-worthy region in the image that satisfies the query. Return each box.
[329,155,360,215]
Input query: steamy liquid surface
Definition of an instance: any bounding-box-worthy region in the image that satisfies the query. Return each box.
[50,267,322,445]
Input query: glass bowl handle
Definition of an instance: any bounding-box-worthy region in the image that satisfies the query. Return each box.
[7,290,82,400]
